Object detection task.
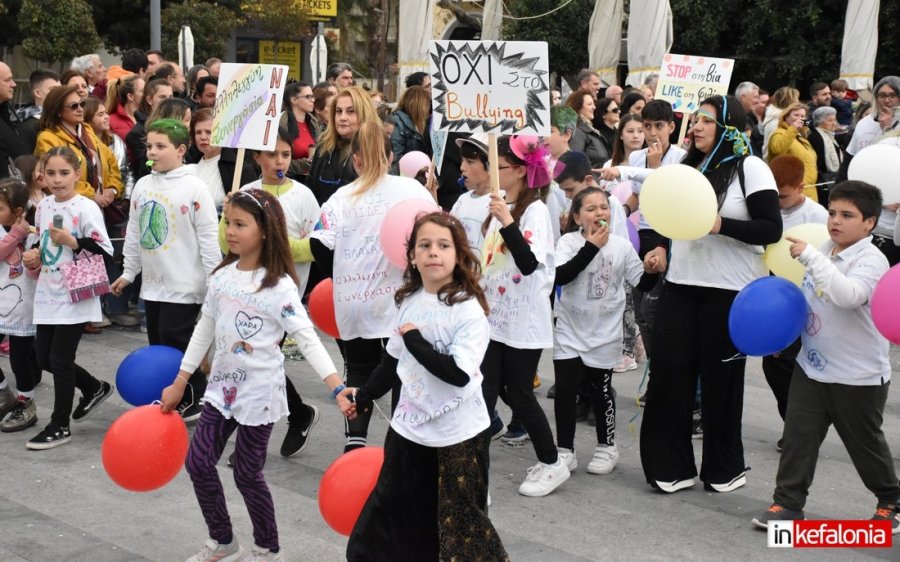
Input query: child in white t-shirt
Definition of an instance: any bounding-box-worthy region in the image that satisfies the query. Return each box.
[161,188,344,562]
[22,147,115,450]
[111,119,221,421]
[339,211,506,561]
[553,187,651,475]
[0,179,41,432]
[450,134,492,258]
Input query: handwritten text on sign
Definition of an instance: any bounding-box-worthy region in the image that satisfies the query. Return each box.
[430,41,550,135]
[656,54,734,114]
[212,63,289,151]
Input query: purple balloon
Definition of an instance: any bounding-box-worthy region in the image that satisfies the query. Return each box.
[626,218,640,252]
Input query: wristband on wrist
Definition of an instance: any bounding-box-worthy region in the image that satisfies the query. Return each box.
[623,203,632,216]
[331,384,346,400]
[177,373,190,384]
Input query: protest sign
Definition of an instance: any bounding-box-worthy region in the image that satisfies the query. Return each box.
[212,63,289,152]
[656,53,734,114]
[429,40,551,136]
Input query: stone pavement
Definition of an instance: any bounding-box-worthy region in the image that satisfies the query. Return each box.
[0,324,898,561]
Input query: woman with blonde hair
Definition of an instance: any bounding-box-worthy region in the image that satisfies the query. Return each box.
[105,74,144,143]
[762,86,800,157]
[767,102,818,200]
[306,85,381,205]
[390,86,431,173]
[309,121,434,453]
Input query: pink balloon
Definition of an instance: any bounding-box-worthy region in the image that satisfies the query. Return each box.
[626,217,640,252]
[612,181,633,205]
[379,198,441,268]
[872,264,900,345]
[398,151,431,179]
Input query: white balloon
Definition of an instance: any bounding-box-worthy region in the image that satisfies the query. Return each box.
[847,144,900,204]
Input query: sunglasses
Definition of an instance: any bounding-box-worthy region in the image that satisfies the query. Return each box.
[65,101,86,111]
[608,107,620,114]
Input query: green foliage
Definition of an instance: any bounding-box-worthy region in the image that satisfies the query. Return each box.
[0,0,22,49]
[161,0,242,64]
[242,0,309,41]
[90,0,151,54]
[20,0,101,63]
[502,0,596,79]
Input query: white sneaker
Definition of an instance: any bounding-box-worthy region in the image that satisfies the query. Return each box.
[185,538,242,562]
[557,447,577,472]
[241,545,285,562]
[613,354,637,373]
[705,472,747,493]
[518,459,570,497]
[653,478,696,493]
[586,444,619,475]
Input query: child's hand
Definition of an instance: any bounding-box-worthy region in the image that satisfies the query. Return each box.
[709,215,722,234]
[12,214,27,231]
[786,236,807,258]
[399,322,417,335]
[488,193,514,227]
[160,378,188,413]
[599,167,621,181]
[647,141,664,168]
[22,248,41,270]
[49,227,77,249]
[585,221,609,248]
[644,247,668,273]
[110,277,131,296]
[423,167,439,201]
[336,387,357,419]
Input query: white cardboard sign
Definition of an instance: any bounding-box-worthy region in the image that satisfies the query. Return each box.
[656,54,734,114]
[212,63,290,150]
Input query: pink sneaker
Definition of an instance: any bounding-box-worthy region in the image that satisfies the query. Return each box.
[613,354,637,373]
[0,339,9,356]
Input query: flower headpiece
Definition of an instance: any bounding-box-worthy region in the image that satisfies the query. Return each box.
[509,135,552,189]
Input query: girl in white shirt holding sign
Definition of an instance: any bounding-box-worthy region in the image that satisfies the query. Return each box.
[310,121,434,452]
[339,212,506,562]
[161,188,344,562]
[480,136,569,497]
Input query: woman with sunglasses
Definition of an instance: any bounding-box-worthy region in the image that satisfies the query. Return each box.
[279,81,320,183]
[34,85,123,208]
[594,97,621,150]
[306,86,380,206]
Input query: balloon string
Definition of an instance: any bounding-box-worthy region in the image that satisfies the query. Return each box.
[372,401,391,423]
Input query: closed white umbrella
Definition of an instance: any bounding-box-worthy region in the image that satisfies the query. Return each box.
[481,0,503,41]
[178,25,194,70]
[588,0,624,87]
[625,0,672,87]
[398,0,434,93]
[840,0,880,91]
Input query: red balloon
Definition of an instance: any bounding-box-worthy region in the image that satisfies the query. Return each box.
[318,446,384,536]
[308,278,340,339]
[102,405,189,492]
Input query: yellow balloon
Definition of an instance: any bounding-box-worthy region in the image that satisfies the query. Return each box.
[764,223,830,286]
[640,164,718,240]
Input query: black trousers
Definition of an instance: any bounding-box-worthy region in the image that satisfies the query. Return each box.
[761,338,801,421]
[639,282,747,486]
[145,300,206,405]
[0,334,40,393]
[554,357,615,450]
[481,340,557,464]
[35,323,101,428]
[773,366,900,510]
[342,337,388,447]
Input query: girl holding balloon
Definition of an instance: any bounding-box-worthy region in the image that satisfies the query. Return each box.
[309,121,434,453]
[160,189,345,562]
[338,211,508,562]
[639,95,782,494]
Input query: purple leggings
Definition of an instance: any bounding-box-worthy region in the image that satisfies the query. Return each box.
[185,404,277,551]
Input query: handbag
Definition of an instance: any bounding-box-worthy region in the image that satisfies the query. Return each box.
[59,251,111,303]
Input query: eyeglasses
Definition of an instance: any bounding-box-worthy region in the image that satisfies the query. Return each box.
[296,94,315,101]
[876,92,899,101]
[65,101,86,111]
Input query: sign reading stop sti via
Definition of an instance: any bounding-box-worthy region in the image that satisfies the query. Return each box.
[430,40,551,135]
[656,53,734,114]
[212,63,289,151]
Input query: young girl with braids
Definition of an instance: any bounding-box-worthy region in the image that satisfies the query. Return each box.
[339,211,507,562]
[161,189,344,562]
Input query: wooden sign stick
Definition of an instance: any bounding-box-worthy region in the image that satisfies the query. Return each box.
[488,133,500,194]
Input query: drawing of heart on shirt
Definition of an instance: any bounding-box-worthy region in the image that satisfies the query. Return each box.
[235,311,263,339]
[0,284,23,317]
[223,386,237,410]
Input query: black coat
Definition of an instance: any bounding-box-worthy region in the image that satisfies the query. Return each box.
[570,119,611,169]
[0,102,27,179]
[306,146,357,206]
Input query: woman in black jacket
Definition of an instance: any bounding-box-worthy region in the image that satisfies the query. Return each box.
[390,86,431,174]
[567,88,611,169]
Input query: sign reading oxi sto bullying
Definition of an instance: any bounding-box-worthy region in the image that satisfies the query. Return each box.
[656,53,734,113]
[430,40,551,135]
[212,63,289,151]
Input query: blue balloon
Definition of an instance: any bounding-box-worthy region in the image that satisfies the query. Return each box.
[729,277,808,356]
[116,345,184,406]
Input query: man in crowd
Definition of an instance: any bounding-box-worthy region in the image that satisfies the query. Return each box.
[72,54,107,99]
[194,76,217,109]
[153,62,186,96]
[17,69,60,153]
[0,61,27,179]
[606,84,623,104]
[578,69,601,98]
[146,50,166,76]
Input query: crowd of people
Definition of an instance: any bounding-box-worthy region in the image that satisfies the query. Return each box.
[1,47,899,561]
